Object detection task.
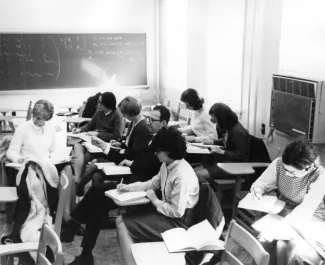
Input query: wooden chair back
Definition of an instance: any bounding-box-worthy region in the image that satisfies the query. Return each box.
[36,223,64,265]
[221,220,269,265]
[26,101,33,121]
[54,172,69,237]
[177,102,191,125]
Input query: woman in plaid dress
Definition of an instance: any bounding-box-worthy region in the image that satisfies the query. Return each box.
[251,140,325,265]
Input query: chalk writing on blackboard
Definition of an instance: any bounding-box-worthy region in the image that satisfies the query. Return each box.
[0,33,147,91]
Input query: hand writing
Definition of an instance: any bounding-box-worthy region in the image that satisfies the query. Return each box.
[185,135,196,142]
[118,159,132,167]
[202,139,214,145]
[146,189,158,205]
[251,186,263,202]
[72,128,81,134]
[86,131,98,136]
[209,146,224,154]
[117,184,130,193]
[91,136,107,150]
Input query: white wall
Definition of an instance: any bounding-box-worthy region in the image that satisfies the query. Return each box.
[159,0,245,112]
[0,0,158,111]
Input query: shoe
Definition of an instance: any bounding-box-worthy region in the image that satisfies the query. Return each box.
[68,253,94,265]
[60,220,80,243]
[75,224,85,236]
[102,216,116,229]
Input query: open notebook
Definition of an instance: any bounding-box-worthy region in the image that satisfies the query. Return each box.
[105,189,147,204]
[161,219,225,253]
[100,164,131,175]
[186,144,210,154]
[48,147,73,164]
[67,132,92,143]
[82,142,103,153]
[238,193,285,214]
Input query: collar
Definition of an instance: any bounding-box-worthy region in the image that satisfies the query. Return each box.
[104,110,112,116]
[31,120,45,134]
[166,159,182,172]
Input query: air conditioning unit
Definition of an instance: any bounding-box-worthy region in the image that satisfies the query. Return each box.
[270,74,325,143]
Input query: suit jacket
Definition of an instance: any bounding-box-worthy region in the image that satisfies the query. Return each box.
[130,140,161,182]
[107,119,150,164]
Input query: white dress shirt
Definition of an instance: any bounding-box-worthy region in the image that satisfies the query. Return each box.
[7,120,56,163]
[127,159,200,218]
[181,108,218,141]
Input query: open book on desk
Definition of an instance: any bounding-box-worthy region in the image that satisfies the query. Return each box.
[105,189,147,204]
[161,219,225,253]
[47,147,73,164]
[238,193,285,214]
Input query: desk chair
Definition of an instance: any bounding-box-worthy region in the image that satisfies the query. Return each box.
[0,172,68,265]
[0,223,64,265]
[220,220,269,265]
[177,102,191,126]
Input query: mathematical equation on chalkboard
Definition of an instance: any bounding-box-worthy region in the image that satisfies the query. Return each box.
[0,33,147,90]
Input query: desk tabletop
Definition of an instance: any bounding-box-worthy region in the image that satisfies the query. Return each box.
[63,117,91,123]
[0,116,13,121]
[0,187,18,202]
[112,197,150,206]
[217,163,256,175]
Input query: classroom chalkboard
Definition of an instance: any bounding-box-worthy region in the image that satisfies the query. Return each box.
[0,33,147,90]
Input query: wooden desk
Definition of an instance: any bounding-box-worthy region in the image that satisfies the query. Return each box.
[217,162,269,219]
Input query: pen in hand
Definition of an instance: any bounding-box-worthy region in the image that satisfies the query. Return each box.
[252,187,261,202]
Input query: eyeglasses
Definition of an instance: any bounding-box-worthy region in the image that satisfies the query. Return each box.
[155,149,163,155]
[145,116,160,124]
[283,165,312,176]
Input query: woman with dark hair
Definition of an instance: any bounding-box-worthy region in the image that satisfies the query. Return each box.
[116,126,199,243]
[195,103,250,180]
[251,140,325,265]
[178,88,218,142]
[72,92,125,182]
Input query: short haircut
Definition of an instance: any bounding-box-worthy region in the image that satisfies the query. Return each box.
[282,140,318,170]
[118,96,142,117]
[32,100,54,121]
[153,104,171,124]
[180,88,204,110]
[101,92,116,110]
[151,127,186,160]
[209,103,238,131]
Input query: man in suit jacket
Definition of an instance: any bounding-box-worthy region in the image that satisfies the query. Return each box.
[64,104,171,265]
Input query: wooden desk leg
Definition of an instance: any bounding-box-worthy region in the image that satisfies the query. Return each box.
[232,176,242,220]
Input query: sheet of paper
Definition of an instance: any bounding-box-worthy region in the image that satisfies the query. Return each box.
[102,165,131,175]
[190,143,222,149]
[67,132,92,142]
[252,213,296,240]
[105,189,147,203]
[49,147,73,163]
[186,144,210,154]
[82,142,103,153]
[94,162,115,170]
[238,193,285,213]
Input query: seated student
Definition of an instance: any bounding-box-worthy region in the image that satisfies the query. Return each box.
[117,127,199,240]
[72,92,125,182]
[177,88,218,142]
[6,100,76,222]
[251,140,325,265]
[75,104,171,194]
[62,106,171,265]
[194,103,250,180]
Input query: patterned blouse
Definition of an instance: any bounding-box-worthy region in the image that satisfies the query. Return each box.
[252,157,325,221]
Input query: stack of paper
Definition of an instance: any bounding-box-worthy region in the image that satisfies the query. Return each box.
[94,162,115,170]
[238,193,285,213]
[105,189,147,204]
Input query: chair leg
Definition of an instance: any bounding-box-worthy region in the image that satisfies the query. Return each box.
[216,186,223,207]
